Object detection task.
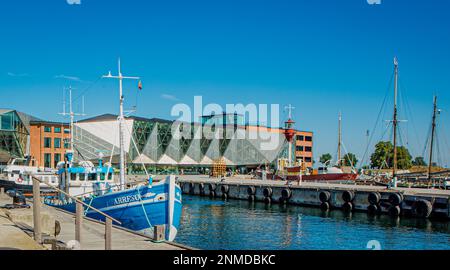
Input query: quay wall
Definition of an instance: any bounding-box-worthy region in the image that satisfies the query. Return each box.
[177,176,450,220]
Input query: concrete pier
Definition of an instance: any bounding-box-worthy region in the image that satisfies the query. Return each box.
[177,175,450,219]
[0,196,191,250]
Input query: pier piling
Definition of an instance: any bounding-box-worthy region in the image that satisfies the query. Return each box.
[75,202,83,246]
[105,217,112,250]
[32,178,42,244]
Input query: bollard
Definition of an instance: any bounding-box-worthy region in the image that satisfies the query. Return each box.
[32,178,42,244]
[154,225,166,242]
[75,202,83,245]
[0,187,4,196]
[105,218,112,250]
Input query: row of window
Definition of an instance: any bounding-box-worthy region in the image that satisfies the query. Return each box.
[44,153,61,168]
[44,138,70,149]
[295,146,312,152]
[44,126,70,134]
[296,135,313,142]
[69,173,113,181]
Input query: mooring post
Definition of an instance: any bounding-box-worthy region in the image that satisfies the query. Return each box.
[154,225,166,242]
[105,217,112,250]
[0,187,4,197]
[32,178,42,244]
[75,202,83,245]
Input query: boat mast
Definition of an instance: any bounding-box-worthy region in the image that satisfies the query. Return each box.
[103,59,140,191]
[428,96,438,187]
[392,57,399,178]
[59,86,85,152]
[338,111,342,167]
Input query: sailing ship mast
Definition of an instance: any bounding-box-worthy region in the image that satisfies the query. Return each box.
[428,96,438,187]
[392,57,399,178]
[103,59,140,191]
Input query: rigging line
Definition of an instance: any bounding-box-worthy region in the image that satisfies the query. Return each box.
[421,115,433,158]
[399,79,421,153]
[72,76,103,103]
[360,70,395,167]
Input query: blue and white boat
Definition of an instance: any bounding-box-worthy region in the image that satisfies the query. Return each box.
[45,60,183,241]
[46,152,182,241]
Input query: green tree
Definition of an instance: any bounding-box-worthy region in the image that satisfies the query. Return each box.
[412,156,427,166]
[370,141,393,169]
[370,141,413,169]
[396,146,413,169]
[342,153,358,167]
[320,153,332,165]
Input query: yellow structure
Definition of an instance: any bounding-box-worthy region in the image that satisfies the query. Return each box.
[212,157,227,177]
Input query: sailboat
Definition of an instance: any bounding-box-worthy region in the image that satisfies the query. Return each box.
[45,60,183,241]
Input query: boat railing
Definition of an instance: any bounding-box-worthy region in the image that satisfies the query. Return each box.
[30,175,121,250]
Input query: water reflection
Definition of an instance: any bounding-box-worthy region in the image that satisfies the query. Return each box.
[177,195,450,250]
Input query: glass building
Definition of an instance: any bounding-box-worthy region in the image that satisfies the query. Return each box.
[71,114,297,174]
[0,109,37,164]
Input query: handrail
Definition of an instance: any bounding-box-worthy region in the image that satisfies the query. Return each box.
[31,175,122,225]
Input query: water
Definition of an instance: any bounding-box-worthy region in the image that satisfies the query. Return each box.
[175,195,450,250]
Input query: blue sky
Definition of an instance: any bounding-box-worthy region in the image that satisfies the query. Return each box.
[1,0,450,166]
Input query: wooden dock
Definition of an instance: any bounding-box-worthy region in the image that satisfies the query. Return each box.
[177,175,450,219]
[0,190,191,250]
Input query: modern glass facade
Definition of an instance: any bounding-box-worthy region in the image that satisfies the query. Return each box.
[0,110,29,162]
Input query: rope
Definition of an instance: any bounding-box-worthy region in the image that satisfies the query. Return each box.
[136,185,153,232]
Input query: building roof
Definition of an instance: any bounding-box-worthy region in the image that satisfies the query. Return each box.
[78,113,174,124]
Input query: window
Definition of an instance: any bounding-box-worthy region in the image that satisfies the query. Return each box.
[297,135,304,141]
[305,157,312,163]
[44,154,51,168]
[70,173,77,181]
[54,127,61,133]
[54,153,61,168]
[296,146,304,152]
[88,173,97,181]
[79,174,86,181]
[64,138,70,149]
[64,128,70,134]
[305,146,312,152]
[44,126,51,132]
[100,173,105,181]
[54,138,61,148]
[305,136,312,142]
[107,173,112,181]
[44,138,51,148]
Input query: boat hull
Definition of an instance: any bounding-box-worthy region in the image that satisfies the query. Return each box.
[46,176,182,241]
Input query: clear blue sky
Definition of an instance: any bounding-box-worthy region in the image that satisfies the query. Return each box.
[1,0,450,166]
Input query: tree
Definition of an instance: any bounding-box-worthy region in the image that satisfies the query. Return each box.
[342,153,358,167]
[370,141,413,170]
[412,156,427,166]
[370,141,393,169]
[320,153,332,165]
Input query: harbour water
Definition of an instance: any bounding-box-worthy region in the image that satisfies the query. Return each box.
[176,195,450,250]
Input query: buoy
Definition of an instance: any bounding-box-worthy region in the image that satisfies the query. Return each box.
[247,186,256,196]
[388,193,403,206]
[222,193,228,200]
[281,188,292,200]
[367,204,379,215]
[209,191,216,198]
[221,185,229,194]
[248,195,255,202]
[342,191,355,203]
[264,197,272,204]
[342,202,353,212]
[368,192,381,205]
[319,191,331,203]
[388,205,401,217]
[263,187,273,198]
[320,202,330,211]
[209,183,216,193]
[411,199,433,218]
